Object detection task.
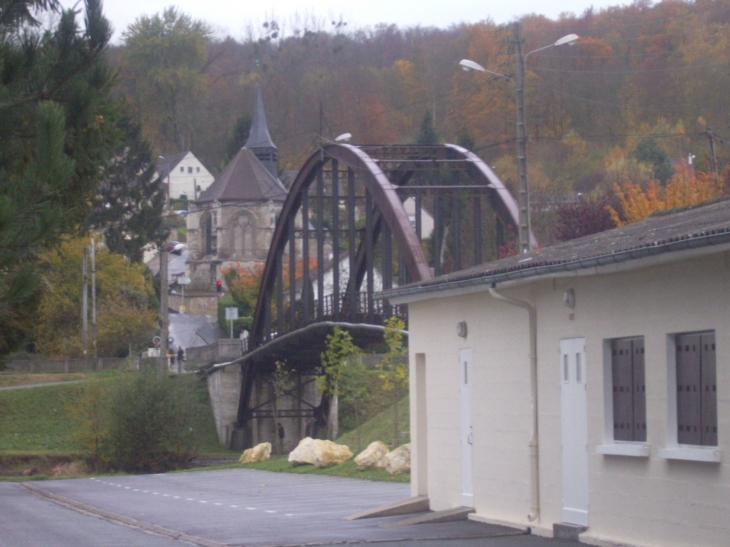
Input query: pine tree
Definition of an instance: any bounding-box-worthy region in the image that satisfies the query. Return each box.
[0,0,118,359]
[88,114,165,262]
[416,110,440,145]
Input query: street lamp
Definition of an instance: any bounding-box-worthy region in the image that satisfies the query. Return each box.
[460,25,578,253]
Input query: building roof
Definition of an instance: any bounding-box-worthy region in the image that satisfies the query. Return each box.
[156,151,189,180]
[244,85,277,151]
[382,197,730,300]
[196,147,287,203]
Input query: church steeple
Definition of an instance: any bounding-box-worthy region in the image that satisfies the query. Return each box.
[244,85,279,179]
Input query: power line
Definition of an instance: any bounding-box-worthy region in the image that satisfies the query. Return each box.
[532,61,730,75]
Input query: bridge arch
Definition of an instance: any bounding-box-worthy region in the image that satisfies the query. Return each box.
[250,143,529,351]
[234,143,531,443]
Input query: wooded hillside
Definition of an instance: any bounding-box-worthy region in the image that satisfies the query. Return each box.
[111,0,730,243]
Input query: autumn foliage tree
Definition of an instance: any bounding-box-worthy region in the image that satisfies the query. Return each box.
[554,192,621,242]
[377,316,408,446]
[35,238,157,358]
[609,165,726,226]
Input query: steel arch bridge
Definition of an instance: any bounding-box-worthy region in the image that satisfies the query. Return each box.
[234,143,531,441]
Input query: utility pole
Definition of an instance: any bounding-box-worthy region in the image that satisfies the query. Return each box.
[90,238,97,366]
[82,246,88,357]
[159,246,169,372]
[706,126,719,184]
[514,22,531,254]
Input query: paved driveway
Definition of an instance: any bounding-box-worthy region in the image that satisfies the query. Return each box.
[15,468,578,547]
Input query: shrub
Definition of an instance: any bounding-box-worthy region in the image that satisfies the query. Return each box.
[78,370,208,473]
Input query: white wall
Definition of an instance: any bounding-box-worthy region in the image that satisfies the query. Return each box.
[407,250,730,547]
[166,152,215,201]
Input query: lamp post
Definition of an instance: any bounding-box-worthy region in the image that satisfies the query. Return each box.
[460,24,578,253]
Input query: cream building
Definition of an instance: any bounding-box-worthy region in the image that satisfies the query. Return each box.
[383,198,730,547]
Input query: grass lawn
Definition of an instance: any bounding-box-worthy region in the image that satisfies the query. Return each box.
[336,396,410,453]
[0,371,232,458]
[240,455,409,482]
[0,372,410,484]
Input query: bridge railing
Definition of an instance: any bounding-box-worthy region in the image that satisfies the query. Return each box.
[257,291,406,346]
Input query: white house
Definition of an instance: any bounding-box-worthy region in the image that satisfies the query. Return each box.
[381,198,730,547]
[157,151,215,202]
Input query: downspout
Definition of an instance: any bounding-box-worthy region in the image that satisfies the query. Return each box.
[488,284,540,523]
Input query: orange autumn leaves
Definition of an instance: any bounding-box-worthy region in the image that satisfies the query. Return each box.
[608,165,727,227]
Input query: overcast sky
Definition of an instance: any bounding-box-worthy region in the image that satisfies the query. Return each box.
[60,0,632,41]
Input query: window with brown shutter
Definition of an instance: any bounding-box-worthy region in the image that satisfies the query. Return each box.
[611,337,647,442]
[676,331,717,446]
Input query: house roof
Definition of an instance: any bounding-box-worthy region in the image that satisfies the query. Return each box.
[156,151,189,180]
[381,197,730,301]
[196,147,287,203]
[244,85,277,151]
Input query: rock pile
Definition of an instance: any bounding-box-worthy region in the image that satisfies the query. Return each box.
[354,441,390,470]
[288,438,353,468]
[239,442,272,464]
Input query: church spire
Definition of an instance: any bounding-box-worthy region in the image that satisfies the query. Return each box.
[244,85,279,179]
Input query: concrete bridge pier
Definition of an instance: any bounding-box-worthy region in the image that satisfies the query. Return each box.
[206,363,325,453]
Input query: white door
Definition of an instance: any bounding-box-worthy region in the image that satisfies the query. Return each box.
[560,338,589,526]
[459,348,474,507]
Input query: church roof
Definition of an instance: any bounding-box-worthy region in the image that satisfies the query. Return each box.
[244,85,277,151]
[196,147,287,203]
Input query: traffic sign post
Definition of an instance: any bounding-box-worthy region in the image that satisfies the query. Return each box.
[225,307,238,339]
[178,276,191,314]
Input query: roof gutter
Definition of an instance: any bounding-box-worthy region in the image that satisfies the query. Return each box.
[381,230,730,302]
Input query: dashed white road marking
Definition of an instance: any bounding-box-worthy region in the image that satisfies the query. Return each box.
[88,480,317,518]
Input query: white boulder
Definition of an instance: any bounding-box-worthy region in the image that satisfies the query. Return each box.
[239,442,272,464]
[385,443,411,475]
[354,441,390,470]
[288,437,353,468]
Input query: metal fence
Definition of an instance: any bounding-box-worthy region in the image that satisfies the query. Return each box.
[2,357,154,374]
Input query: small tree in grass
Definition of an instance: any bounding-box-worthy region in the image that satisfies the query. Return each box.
[338,355,370,452]
[318,327,362,441]
[68,379,109,472]
[105,370,208,472]
[377,316,408,447]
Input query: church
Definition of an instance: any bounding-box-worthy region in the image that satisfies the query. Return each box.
[186,87,288,291]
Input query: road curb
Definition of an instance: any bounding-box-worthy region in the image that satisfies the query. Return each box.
[22,482,228,547]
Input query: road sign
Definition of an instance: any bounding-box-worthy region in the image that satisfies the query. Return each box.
[178,276,191,285]
[225,307,239,320]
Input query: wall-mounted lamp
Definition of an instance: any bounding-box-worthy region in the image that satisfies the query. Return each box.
[457,321,468,338]
[563,289,576,309]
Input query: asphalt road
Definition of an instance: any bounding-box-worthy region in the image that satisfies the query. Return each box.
[0,482,182,547]
[2,469,579,547]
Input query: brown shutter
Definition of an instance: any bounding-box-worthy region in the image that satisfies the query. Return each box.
[612,339,634,441]
[676,334,702,445]
[700,333,717,446]
[632,339,647,442]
